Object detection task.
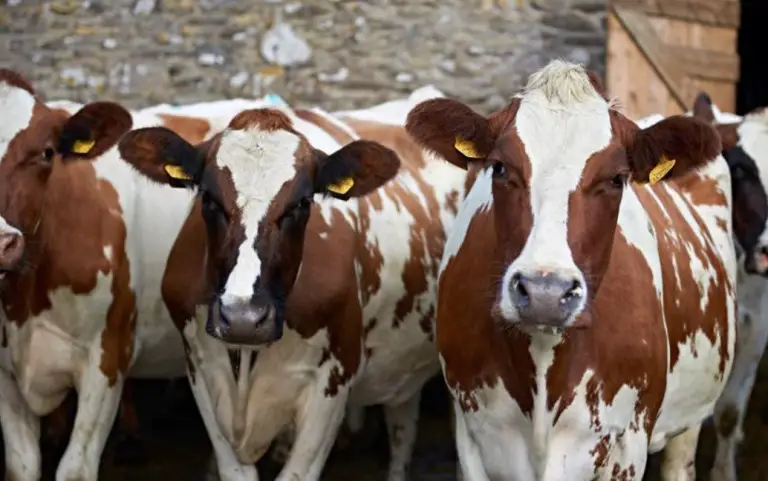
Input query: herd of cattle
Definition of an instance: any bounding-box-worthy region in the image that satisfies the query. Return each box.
[1,59,768,481]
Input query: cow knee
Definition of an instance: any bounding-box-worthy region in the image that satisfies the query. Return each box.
[716,403,740,438]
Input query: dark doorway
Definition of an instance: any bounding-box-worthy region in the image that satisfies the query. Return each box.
[736,0,768,115]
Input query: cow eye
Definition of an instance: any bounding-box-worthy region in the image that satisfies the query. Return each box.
[609,173,627,189]
[492,162,507,179]
[43,148,55,161]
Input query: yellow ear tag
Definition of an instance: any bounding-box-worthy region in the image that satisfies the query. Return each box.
[72,139,95,154]
[327,177,354,195]
[454,137,483,159]
[164,164,193,181]
[648,157,676,184]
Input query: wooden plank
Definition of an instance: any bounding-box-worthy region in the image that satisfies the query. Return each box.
[612,0,740,28]
[612,7,688,110]
[606,12,681,120]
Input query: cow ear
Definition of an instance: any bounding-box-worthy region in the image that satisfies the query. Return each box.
[118,127,203,189]
[314,141,401,200]
[692,92,716,124]
[0,69,36,95]
[406,98,494,170]
[57,102,133,160]
[626,116,722,184]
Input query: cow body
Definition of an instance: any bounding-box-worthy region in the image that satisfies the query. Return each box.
[683,100,768,481]
[118,89,466,481]
[441,164,734,480]
[0,73,286,481]
[406,61,736,480]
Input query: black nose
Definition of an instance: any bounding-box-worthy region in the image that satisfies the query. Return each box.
[509,272,583,327]
[206,298,282,345]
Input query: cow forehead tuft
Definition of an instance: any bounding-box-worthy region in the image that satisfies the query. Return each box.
[228,108,295,133]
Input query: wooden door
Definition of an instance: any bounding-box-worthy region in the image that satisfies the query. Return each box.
[606,0,740,120]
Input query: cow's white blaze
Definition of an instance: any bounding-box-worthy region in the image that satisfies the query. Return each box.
[216,126,299,304]
[497,62,612,324]
[0,83,35,164]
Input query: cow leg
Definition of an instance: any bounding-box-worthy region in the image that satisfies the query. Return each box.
[453,402,490,481]
[383,391,421,481]
[346,404,366,434]
[274,381,348,481]
[711,309,768,481]
[0,368,41,481]
[660,424,700,481]
[113,380,146,465]
[269,425,295,465]
[55,354,124,481]
[186,370,258,481]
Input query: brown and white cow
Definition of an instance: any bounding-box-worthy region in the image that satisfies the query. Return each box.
[0,69,245,481]
[406,60,736,480]
[117,91,468,481]
[685,93,768,481]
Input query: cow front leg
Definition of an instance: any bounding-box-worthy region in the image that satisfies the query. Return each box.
[453,402,491,481]
[186,368,259,481]
[711,308,768,481]
[55,351,123,481]
[384,391,421,481]
[660,424,700,481]
[0,368,41,481]
[275,380,348,481]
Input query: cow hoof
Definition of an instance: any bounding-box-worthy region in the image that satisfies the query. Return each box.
[113,434,147,466]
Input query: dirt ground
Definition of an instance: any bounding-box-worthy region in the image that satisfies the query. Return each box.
[6,357,768,481]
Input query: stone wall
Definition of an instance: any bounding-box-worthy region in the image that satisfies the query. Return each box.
[0,0,607,114]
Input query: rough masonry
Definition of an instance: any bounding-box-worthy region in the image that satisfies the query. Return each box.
[0,0,606,114]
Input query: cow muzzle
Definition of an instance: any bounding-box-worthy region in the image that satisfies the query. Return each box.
[744,245,768,277]
[206,297,283,345]
[0,230,24,282]
[505,270,585,329]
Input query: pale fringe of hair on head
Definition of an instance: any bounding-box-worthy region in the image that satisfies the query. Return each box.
[523,59,607,107]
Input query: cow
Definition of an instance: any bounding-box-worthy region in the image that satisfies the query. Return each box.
[0,69,252,481]
[686,93,768,481]
[0,214,23,282]
[405,59,736,480]
[116,91,468,481]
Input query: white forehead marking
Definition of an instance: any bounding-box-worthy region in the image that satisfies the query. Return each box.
[498,61,612,320]
[218,125,300,303]
[0,83,36,164]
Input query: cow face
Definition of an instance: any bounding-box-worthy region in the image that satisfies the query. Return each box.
[119,108,401,346]
[407,60,721,330]
[692,92,768,275]
[0,69,131,283]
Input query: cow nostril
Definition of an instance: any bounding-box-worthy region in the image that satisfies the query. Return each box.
[511,273,529,305]
[561,279,583,304]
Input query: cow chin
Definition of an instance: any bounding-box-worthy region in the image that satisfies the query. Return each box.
[205,296,284,346]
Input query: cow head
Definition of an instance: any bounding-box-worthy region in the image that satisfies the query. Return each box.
[406,60,721,331]
[691,92,768,276]
[118,108,401,345]
[0,69,132,282]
